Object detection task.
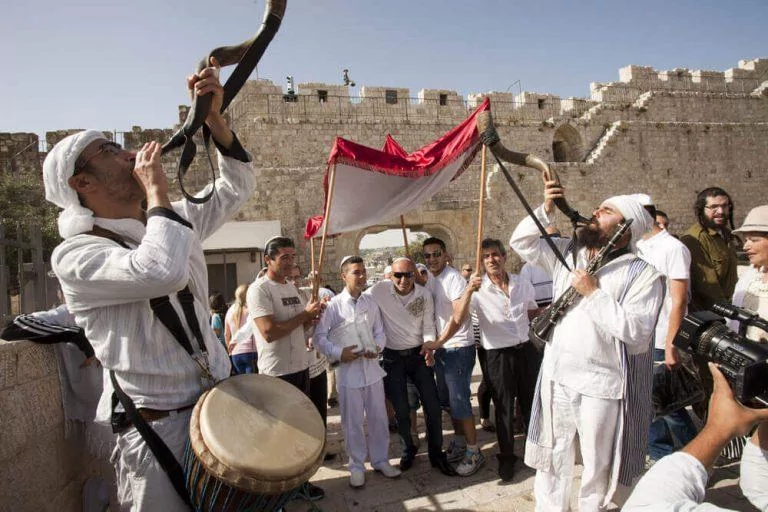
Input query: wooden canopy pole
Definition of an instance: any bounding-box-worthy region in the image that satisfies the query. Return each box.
[400,215,410,258]
[313,164,337,300]
[474,146,488,274]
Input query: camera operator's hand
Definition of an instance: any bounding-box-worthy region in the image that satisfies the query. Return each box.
[664,345,681,370]
[683,363,768,469]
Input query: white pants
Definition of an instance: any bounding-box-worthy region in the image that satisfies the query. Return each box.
[339,380,390,473]
[110,409,192,512]
[534,382,620,512]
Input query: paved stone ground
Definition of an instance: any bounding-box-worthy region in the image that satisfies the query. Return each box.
[290,363,757,512]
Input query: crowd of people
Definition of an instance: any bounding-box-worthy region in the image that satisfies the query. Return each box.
[28,59,768,512]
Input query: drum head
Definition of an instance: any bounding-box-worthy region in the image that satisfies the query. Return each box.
[191,374,325,493]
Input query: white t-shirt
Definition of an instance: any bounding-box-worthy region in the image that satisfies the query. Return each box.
[429,265,473,348]
[637,230,691,350]
[247,276,309,377]
[471,273,537,350]
[367,280,436,350]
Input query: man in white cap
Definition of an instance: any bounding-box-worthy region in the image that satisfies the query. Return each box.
[634,196,699,465]
[314,255,401,487]
[510,180,664,511]
[44,63,255,511]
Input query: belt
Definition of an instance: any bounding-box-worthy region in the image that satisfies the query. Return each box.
[115,403,196,433]
[383,346,423,357]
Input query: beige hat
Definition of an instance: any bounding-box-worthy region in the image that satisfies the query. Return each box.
[733,205,768,234]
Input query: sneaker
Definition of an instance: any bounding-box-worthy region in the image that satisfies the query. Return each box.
[456,449,485,477]
[349,470,365,488]
[373,462,402,479]
[446,440,467,464]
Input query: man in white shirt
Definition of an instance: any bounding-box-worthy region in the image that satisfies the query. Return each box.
[368,257,456,476]
[421,237,484,476]
[471,238,541,482]
[45,64,254,511]
[314,256,401,487]
[247,236,326,501]
[624,364,768,511]
[510,182,664,512]
[636,202,699,463]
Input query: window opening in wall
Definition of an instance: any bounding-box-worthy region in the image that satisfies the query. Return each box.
[537,98,545,110]
[385,90,398,105]
[318,90,328,103]
[439,94,448,106]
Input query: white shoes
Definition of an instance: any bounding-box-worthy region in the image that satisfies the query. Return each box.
[349,470,365,488]
[373,461,402,479]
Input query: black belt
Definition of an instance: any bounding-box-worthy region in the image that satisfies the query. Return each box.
[384,346,423,357]
[113,403,196,434]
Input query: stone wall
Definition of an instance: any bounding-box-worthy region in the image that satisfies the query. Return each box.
[0,340,113,512]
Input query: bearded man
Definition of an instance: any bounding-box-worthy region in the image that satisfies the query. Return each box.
[510,180,664,512]
[680,187,739,420]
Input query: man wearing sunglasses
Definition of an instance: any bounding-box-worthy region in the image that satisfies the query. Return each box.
[367,258,456,476]
[43,62,256,511]
[419,237,484,476]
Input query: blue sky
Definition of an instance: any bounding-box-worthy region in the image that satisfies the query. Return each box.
[3,0,766,138]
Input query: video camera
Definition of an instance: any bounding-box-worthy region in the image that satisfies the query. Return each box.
[673,303,768,408]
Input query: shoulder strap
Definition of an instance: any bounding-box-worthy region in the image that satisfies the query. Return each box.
[110,371,192,509]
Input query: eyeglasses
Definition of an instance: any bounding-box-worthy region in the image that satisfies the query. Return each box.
[704,203,730,212]
[75,141,123,174]
[423,250,443,259]
[392,272,413,279]
[461,268,472,272]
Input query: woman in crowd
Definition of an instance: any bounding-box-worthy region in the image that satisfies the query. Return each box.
[225,284,258,374]
[731,205,768,341]
[209,292,227,349]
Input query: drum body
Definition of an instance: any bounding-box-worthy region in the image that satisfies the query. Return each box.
[184,374,325,511]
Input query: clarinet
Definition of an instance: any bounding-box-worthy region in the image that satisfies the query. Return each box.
[528,219,634,349]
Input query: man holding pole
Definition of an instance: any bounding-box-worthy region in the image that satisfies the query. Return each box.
[420,237,485,476]
[471,238,541,481]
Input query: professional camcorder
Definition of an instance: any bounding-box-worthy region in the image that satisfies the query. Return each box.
[673,303,768,408]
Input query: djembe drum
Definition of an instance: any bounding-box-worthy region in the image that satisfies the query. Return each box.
[184,374,326,511]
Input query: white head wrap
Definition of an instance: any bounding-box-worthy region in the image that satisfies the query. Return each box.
[339,255,355,269]
[43,130,104,239]
[602,194,654,252]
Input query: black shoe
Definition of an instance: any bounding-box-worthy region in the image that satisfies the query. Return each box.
[324,452,337,462]
[399,454,415,471]
[303,482,325,501]
[328,397,338,408]
[429,452,458,476]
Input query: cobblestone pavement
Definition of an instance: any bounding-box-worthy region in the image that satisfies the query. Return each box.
[291,363,755,512]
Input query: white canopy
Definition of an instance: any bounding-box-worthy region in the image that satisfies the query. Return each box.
[202,220,282,251]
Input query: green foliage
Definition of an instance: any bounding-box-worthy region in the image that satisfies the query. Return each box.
[0,171,61,260]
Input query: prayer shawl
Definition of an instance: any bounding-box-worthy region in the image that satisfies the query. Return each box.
[525,252,664,507]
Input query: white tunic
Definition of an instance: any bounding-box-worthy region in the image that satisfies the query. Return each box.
[470,273,537,350]
[52,150,256,424]
[367,280,436,349]
[314,288,387,389]
[510,205,664,400]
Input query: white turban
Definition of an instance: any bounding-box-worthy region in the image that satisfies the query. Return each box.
[43,130,104,239]
[602,194,654,252]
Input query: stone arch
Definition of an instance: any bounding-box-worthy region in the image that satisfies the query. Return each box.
[552,123,583,162]
[353,222,458,259]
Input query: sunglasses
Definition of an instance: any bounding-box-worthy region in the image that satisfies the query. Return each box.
[393,272,413,279]
[75,141,123,174]
[423,250,443,259]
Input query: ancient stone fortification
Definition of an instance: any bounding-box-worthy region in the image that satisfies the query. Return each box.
[0,58,766,510]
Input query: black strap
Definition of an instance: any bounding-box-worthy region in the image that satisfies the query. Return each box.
[490,151,572,272]
[110,371,192,509]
